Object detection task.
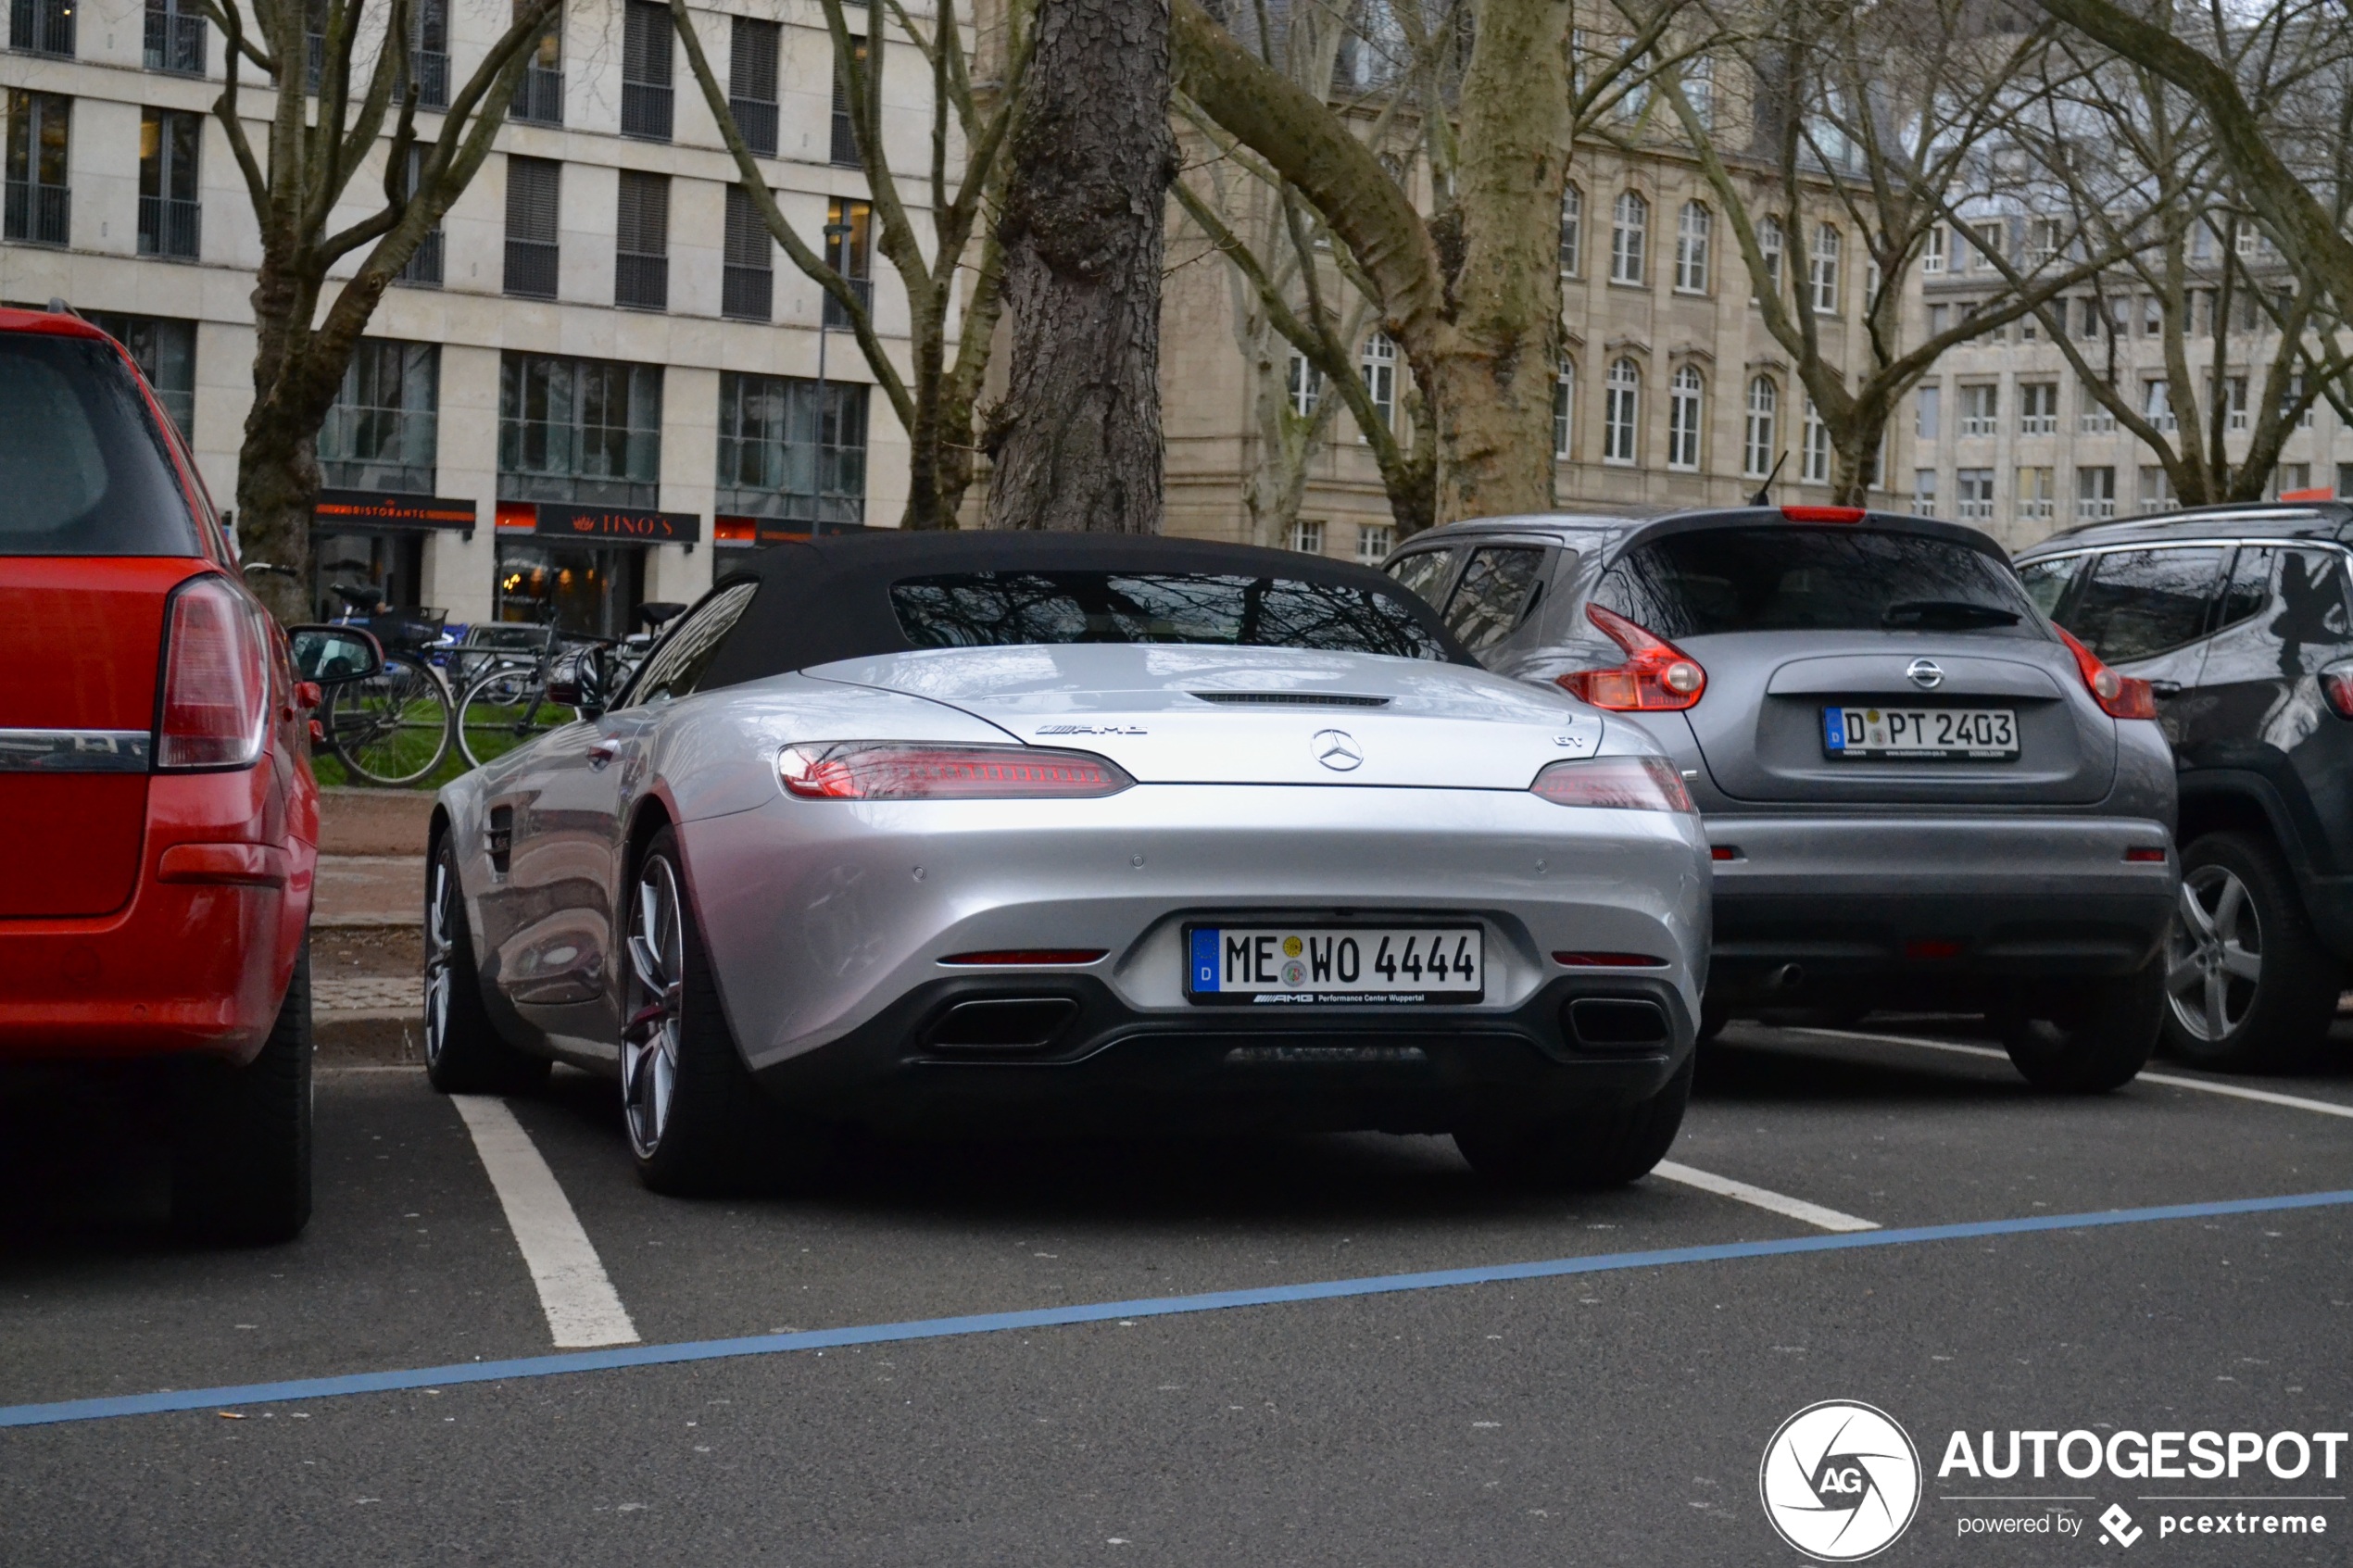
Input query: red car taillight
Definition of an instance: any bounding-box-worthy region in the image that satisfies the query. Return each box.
[2322,661,2353,719]
[156,574,271,771]
[2055,627,2158,721]
[778,743,1135,800]
[1530,756,1695,813]
[1556,603,1706,711]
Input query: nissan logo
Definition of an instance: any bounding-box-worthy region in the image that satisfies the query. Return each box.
[1311,729,1364,771]
[1906,659,1944,690]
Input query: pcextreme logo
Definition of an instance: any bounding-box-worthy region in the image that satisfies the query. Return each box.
[1760,1400,1925,1562]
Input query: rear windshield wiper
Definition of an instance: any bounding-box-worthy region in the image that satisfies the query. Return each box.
[1881,599,2022,629]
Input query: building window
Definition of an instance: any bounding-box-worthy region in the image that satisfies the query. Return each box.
[1809,224,1841,314]
[394,145,443,288]
[2276,462,2312,498]
[1287,520,1325,556]
[1355,523,1394,565]
[1286,348,1322,418]
[2140,465,2175,511]
[401,0,449,108]
[320,341,439,495]
[714,371,868,527]
[1801,396,1830,483]
[615,169,669,311]
[2142,377,2175,432]
[1925,303,1948,338]
[145,0,207,74]
[822,197,872,328]
[510,0,562,124]
[2019,382,2057,434]
[1956,468,1994,521]
[1674,201,1710,294]
[2016,465,2055,521]
[138,107,201,258]
[1360,332,1395,435]
[1970,220,2003,270]
[621,0,674,141]
[1913,469,1937,518]
[503,156,560,298]
[724,184,773,321]
[2076,466,2116,521]
[1959,383,1997,437]
[729,15,781,157]
[1922,225,1945,275]
[2025,217,2060,268]
[1743,376,1777,478]
[2079,385,2115,433]
[1554,356,1575,458]
[8,0,73,56]
[498,354,662,508]
[84,312,195,437]
[1684,54,1713,129]
[2219,374,2248,431]
[2337,463,2353,500]
[1603,358,1640,464]
[1667,365,1702,470]
[4,89,69,246]
[1558,183,1581,275]
[1609,192,1647,285]
[1755,215,1782,298]
[1915,385,1940,441]
[832,32,867,167]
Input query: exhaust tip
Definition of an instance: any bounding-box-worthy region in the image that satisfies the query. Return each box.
[923,997,1079,1052]
[1565,997,1672,1050]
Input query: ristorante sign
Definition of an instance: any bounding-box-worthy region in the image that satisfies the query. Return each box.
[531,503,702,545]
[313,491,477,533]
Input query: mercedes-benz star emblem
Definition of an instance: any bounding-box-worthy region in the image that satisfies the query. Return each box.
[1311,729,1364,771]
[1906,658,1944,690]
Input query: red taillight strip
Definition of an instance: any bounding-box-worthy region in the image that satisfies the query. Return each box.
[779,743,1134,800]
[939,949,1109,966]
[2054,627,2158,721]
[1553,951,1669,968]
[2123,847,2168,863]
[1555,603,1707,712]
[1780,505,1866,523]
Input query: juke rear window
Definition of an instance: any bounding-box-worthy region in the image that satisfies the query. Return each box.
[1592,526,2040,638]
[0,333,199,557]
[889,571,1452,659]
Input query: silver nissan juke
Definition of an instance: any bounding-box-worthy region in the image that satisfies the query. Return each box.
[425,533,1710,1194]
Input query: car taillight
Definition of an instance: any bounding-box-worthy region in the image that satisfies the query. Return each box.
[2055,627,2157,721]
[1780,505,1866,523]
[778,742,1135,799]
[2322,661,2353,719]
[1555,603,1707,711]
[156,575,271,771]
[1530,756,1695,812]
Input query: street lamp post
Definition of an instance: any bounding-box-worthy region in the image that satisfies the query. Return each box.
[817,220,852,531]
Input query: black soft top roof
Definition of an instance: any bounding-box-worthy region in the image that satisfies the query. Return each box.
[694,530,1470,690]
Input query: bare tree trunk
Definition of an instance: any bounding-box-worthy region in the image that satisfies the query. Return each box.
[985,0,1176,532]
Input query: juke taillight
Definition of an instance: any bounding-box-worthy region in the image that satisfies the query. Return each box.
[1556,603,1707,711]
[156,574,271,771]
[2055,626,2158,721]
[778,742,1135,800]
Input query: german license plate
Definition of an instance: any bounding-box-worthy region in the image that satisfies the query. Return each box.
[1824,706,2018,759]
[1186,925,1483,1005]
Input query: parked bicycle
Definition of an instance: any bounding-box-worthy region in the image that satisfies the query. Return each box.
[454,602,686,770]
[320,583,456,785]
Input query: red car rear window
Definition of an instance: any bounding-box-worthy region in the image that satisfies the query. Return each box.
[0,332,199,557]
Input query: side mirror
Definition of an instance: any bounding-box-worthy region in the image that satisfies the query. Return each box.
[546,648,610,719]
[286,624,385,685]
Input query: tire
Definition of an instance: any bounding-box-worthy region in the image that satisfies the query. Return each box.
[457,668,573,771]
[1453,1055,1694,1190]
[623,827,823,1196]
[172,941,314,1245]
[423,839,550,1095]
[1994,961,2162,1093]
[326,653,451,785]
[2158,830,2341,1073]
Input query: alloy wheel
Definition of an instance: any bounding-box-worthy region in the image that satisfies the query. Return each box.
[623,855,686,1159]
[423,858,454,1068]
[2165,864,2263,1043]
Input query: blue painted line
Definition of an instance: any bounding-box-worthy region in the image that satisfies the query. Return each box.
[5,1187,2347,1431]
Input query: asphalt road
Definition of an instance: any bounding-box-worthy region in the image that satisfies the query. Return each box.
[3,1021,2349,1566]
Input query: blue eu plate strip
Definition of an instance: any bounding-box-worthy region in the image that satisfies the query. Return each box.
[1189,927,1220,992]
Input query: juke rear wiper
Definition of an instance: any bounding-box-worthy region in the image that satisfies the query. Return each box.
[1881,599,2022,629]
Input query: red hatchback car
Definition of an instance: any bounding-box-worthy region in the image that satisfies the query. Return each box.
[0,307,371,1243]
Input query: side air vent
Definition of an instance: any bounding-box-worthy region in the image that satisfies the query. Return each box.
[1189,692,1391,708]
[486,806,513,877]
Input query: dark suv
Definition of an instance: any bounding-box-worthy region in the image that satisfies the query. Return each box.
[2017,503,2353,1070]
[1388,506,2180,1092]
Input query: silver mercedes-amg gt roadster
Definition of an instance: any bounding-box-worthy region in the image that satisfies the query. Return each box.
[425,533,1709,1193]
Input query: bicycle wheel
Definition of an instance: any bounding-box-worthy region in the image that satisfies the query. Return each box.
[324,653,452,785]
[457,669,573,770]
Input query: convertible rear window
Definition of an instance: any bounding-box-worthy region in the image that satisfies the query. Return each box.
[1592,526,2039,638]
[889,571,1451,659]
[0,333,198,557]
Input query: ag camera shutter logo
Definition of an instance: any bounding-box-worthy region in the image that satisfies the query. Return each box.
[1759,1400,1923,1561]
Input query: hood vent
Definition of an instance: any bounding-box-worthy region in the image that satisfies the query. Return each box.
[1189,691,1390,708]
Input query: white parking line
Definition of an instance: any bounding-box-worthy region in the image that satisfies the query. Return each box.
[449,1096,640,1348]
[1789,1026,2353,1122]
[1650,1160,1881,1232]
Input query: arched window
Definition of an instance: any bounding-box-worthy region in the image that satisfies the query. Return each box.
[1610,192,1648,285]
[1743,376,1778,478]
[1675,201,1711,293]
[1810,224,1842,314]
[1756,215,1784,297]
[1559,184,1583,275]
[1553,355,1576,458]
[1802,395,1831,483]
[1604,358,1640,464]
[1668,365,1704,470]
[1359,332,1396,434]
